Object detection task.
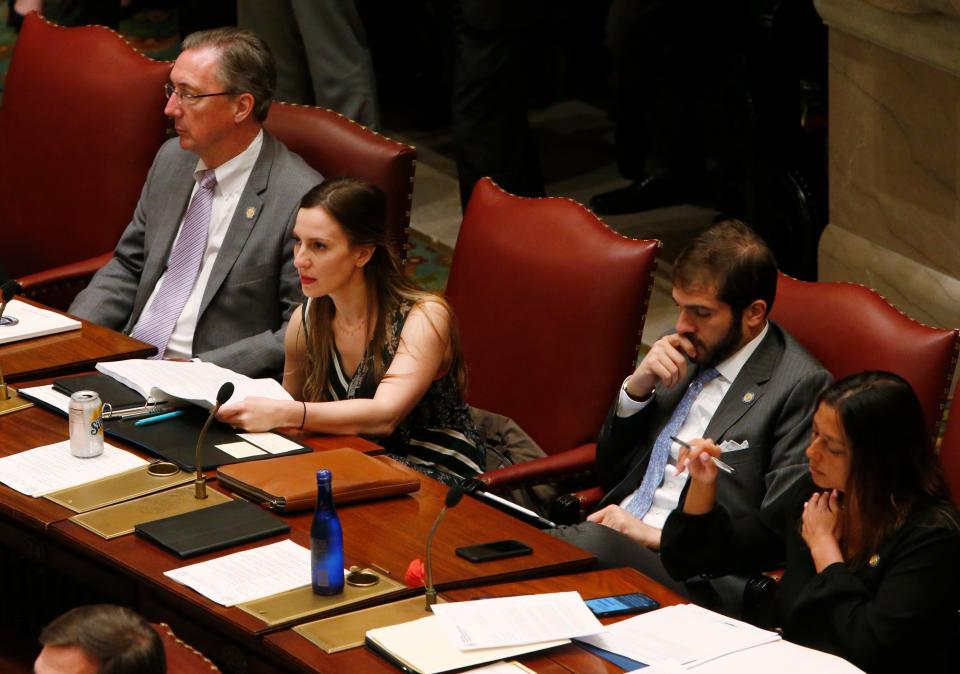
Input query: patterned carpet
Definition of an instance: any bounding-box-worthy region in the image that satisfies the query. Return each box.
[0,5,453,290]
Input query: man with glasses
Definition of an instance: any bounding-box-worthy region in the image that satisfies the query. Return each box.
[70,28,321,377]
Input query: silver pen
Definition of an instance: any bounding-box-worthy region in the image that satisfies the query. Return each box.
[670,435,736,474]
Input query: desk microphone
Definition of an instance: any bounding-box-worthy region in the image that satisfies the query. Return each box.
[194,382,234,499]
[424,483,463,609]
[0,279,21,327]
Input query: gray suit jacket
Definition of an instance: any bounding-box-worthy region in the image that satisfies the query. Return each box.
[596,322,832,519]
[70,133,321,377]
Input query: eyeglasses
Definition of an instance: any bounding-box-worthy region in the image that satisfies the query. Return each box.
[164,83,238,105]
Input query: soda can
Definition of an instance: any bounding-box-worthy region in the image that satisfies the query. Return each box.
[69,390,104,458]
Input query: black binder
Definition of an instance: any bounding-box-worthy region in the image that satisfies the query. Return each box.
[52,372,146,410]
[134,499,290,559]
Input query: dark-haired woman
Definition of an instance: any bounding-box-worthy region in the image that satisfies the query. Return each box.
[217,178,484,483]
[660,371,960,673]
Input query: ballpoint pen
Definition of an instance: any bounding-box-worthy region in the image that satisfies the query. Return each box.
[134,410,185,427]
[670,435,736,474]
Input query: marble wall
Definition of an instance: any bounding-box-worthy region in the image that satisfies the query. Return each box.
[816,0,960,329]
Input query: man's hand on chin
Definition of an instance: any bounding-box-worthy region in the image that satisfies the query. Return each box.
[587,505,662,550]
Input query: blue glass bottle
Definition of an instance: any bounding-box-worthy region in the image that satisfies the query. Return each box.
[310,469,344,595]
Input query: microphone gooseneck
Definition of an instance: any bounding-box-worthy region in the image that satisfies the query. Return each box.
[194,382,235,499]
[425,484,463,609]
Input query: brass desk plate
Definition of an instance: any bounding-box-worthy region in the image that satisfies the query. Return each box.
[0,386,33,416]
[238,573,408,628]
[70,483,231,539]
[45,465,193,513]
[292,595,446,654]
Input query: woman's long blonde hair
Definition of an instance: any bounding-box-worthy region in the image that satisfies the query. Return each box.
[297,179,466,401]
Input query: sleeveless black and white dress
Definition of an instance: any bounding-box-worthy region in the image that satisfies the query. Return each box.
[305,299,485,484]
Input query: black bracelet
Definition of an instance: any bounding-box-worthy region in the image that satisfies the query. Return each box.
[299,401,307,430]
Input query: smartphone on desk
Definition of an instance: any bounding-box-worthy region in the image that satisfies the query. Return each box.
[455,539,532,563]
[585,592,659,618]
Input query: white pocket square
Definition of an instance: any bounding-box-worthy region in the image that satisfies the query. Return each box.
[719,439,749,453]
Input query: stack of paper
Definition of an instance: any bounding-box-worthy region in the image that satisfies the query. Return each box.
[96,359,293,409]
[0,300,81,345]
[0,441,147,497]
[164,539,310,606]
[365,592,603,674]
[576,603,780,668]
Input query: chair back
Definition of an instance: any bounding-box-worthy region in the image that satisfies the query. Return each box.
[264,103,416,252]
[0,12,170,280]
[446,178,660,456]
[769,274,958,435]
[939,394,960,509]
[150,623,220,672]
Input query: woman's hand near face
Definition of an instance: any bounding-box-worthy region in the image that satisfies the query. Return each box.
[678,438,722,515]
[216,397,300,433]
[802,490,845,572]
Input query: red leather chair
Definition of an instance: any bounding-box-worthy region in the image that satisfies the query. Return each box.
[151,623,220,672]
[937,393,960,508]
[445,178,660,493]
[3,12,171,310]
[264,102,416,253]
[769,274,958,436]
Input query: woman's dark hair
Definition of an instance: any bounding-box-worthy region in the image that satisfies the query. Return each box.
[296,178,465,400]
[819,371,954,567]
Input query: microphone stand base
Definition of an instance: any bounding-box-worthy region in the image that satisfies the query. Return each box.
[0,386,33,416]
[290,594,447,654]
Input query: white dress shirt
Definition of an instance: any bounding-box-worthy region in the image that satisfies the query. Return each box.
[140,131,264,359]
[616,322,769,529]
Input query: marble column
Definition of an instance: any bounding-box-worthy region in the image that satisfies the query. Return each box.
[815,0,960,327]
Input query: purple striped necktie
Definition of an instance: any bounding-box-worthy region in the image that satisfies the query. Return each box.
[130,169,217,358]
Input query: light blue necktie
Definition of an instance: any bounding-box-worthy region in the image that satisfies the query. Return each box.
[624,367,720,518]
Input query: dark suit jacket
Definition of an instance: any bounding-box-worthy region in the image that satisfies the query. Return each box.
[70,132,321,377]
[596,322,832,519]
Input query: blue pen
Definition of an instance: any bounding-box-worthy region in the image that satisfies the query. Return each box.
[134,410,185,427]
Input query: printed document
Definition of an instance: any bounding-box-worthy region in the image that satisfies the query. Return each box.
[164,539,311,606]
[0,441,147,497]
[431,591,602,650]
[577,603,779,668]
[0,299,81,345]
[97,359,293,409]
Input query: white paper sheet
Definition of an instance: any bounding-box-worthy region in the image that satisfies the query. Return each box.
[216,441,267,459]
[0,299,81,345]
[431,591,603,650]
[576,604,779,668]
[96,359,293,409]
[164,539,311,607]
[17,384,71,414]
[0,440,147,497]
[366,615,569,674]
[237,432,304,454]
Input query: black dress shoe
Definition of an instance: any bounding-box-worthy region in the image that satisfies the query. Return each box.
[589,175,689,215]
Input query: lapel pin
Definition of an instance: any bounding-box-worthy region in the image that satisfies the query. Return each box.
[742,392,755,403]
[868,553,880,567]
[245,206,256,219]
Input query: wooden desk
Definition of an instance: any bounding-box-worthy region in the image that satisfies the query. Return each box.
[1,299,155,383]
[262,567,686,674]
[0,401,595,672]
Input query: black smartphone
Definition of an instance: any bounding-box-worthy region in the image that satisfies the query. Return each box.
[584,592,660,618]
[455,539,533,563]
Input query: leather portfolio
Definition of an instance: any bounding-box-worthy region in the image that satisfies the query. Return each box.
[134,499,289,558]
[216,448,421,512]
[53,372,146,411]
